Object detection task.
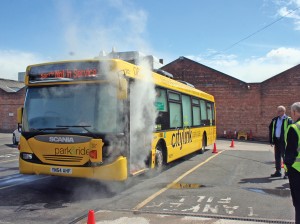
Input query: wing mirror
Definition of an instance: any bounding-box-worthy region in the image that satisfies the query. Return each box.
[17,107,23,131]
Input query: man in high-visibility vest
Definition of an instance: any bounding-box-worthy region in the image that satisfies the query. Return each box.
[285,102,300,224]
[269,106,292,178]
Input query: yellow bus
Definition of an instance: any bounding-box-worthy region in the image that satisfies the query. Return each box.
[17,52,216,181]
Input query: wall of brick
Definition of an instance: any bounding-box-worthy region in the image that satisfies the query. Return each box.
[162,57,300,141]
[0,88,26,132]
[1,59,298,139]
[259,65,300,139]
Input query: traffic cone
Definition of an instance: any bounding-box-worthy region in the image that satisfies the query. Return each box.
[212,143,218,153]
[230,139,235,148]
[87,210,95,224]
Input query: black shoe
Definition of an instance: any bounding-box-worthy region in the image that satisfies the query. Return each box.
[283,175,288,179]
[271,172,282,177]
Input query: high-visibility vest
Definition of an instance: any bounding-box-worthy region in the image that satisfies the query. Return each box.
[271,117,291,142]
[286,121,300,172]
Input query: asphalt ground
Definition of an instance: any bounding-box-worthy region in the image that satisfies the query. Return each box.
[0,133,19,177]
[0,133,295,224]
[75,140,294,224]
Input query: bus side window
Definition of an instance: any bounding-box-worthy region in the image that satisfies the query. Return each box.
[192,98,201,126]
[169,103,182,128]
[155,88,169,130]
[155,88,167,112]
[168,92,182,128]
[207,102,215,126]
[212,103,215,125]
[182,95,192,127]
[206,103,213,126]
[200,100,208,126]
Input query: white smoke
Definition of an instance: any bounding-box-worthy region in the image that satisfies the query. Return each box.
[96,64,128,163]
[129,59,157,172]
[55,0,151,59]
[53,0,159,178]
[98,57,157,173]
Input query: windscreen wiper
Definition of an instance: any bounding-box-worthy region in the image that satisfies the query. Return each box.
[56,125,92,133]
[29,127,69,133]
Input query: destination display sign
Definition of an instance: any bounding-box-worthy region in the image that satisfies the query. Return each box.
[28,61,102,82]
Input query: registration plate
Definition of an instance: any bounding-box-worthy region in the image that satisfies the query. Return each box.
[50,167,72,174]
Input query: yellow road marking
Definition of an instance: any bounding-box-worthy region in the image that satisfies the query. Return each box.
[0,176,51,190]
[0,159,18,163]
[133,150,224,211]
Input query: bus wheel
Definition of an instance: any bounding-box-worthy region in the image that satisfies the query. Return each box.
[199,135,206,154]
[155,145,164,172]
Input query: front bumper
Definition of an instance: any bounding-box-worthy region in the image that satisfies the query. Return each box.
[19,156,128,181]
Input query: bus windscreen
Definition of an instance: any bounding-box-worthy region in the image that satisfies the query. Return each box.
[23,84,124,134]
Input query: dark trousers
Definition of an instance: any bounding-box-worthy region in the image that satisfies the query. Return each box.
[274,138,285,172]
[289,167,300,224]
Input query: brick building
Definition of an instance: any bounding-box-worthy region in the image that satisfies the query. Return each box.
[1,57,299,140]
[0,79,25,132]
[161,57,300,141]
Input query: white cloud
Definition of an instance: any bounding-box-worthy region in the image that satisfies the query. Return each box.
[0,0,155,81]
[187,47,300,83]
[276,0,300,30]
[265,47,300,62]
[0,50,47,80]
[0,1,151,81]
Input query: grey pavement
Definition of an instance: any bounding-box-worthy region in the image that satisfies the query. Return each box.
[77,139,294,224]
[0,135,293,224]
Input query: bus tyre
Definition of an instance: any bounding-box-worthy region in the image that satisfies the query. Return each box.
[155,145,164,172]
[199,135,206,154]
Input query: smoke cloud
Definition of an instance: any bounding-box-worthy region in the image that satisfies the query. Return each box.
[129,60,157,172]
[53,0,160,173]
[24,0,160,186]
[98,57,157,173]
[56,0,151,59]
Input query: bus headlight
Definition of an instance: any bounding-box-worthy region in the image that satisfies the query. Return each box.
[22,153,33,160]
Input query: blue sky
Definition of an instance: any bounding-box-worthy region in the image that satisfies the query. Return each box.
[0,0,300,82]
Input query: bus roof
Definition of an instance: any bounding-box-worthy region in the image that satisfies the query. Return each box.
[113,59,215,102]
[25,58,214,102]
